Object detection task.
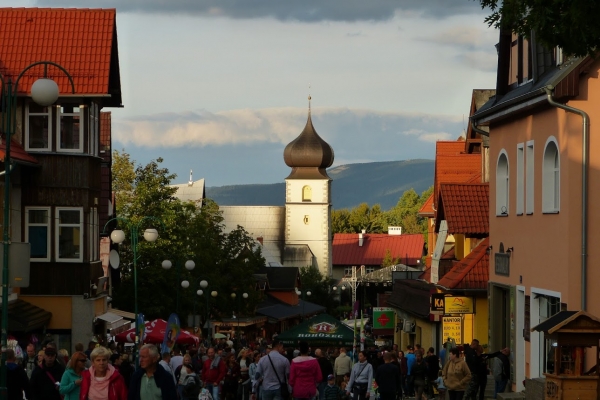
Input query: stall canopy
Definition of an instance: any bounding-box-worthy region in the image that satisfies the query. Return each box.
[114,319,198,346]
[278,313,363,347]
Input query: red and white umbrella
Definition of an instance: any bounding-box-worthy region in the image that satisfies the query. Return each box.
[115,318,198,346]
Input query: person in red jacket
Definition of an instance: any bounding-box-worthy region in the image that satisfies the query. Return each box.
[289,342,322,400]
[79,346,127,400]
[202,347,227,400]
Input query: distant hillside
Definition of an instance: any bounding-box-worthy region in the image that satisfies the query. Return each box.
[206,159,434,210]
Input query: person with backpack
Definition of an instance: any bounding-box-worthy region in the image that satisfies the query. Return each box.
[182,363,201,400]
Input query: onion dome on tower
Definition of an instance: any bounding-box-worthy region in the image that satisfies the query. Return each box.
[283,96,334,179]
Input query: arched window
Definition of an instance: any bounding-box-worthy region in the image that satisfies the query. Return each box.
[302,185,312,202]
[496,151,509,216]
[542,137,560,213]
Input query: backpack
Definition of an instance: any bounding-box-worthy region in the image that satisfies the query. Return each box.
[198,388,214,400]
[182,375,201,398]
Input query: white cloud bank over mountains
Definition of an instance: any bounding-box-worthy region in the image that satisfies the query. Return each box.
[113,107,462,149]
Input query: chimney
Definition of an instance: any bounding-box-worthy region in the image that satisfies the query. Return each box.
[388,226,402,235]
[359,229,365,247]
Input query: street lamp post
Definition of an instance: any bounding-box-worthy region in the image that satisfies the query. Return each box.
[296,289,312,320]
[193,279,209,333]
[209,290,218,343]
[231,292,248,346]
[103,216,163,364]
[162,259,195,314]
[0,61,75,400]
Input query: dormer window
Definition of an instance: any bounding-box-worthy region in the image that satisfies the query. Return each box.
[57,105,83,152]
[25,103,52,151]
[509,33,532,87]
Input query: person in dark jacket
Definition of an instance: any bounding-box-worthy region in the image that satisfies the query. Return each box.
[425,347,440,399]
[128,344,178,400]
[6,349,29,400]
[30,346,65,400]
[463,340,481,400]
[375,353,400,400]
[410,352,428,400]
[397,351,408,397]
[316,348,334,400]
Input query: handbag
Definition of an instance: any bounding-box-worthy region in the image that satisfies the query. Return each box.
[267,354,290,399]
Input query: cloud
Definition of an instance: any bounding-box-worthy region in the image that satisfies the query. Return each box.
[34,0,487,21]
[113,107,462,149]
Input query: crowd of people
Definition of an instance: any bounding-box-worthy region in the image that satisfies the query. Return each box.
[4,336,511,400]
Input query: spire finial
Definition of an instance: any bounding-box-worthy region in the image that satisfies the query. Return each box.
[308,83,311,115]
[188,169,193,186]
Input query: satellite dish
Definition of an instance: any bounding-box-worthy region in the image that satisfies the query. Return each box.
[109,250,120,270]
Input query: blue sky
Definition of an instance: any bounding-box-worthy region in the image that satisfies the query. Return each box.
[4,1,498,186]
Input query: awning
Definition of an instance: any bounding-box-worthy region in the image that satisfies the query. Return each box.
[257,299,325,322]
[0,139,39,166]
[387,279,435,319]
[213,316,267,328]
[107,308,136,320]
[95,312,123,324]
[3,299,51,332]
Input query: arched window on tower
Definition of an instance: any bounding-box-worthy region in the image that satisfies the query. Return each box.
[302,185,312,202]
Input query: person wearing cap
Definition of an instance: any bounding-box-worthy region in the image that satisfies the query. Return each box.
[30,345,66,400]
[322,374,344,400]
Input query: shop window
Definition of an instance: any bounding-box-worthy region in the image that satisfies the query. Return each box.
[25,207,51,261]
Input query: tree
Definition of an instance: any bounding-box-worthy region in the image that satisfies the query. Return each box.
[298,266,338,316]
[478,0,600,57]
[381,249,399,268]
[110,155,265,320]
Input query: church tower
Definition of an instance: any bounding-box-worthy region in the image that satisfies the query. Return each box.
[283,97,334,277]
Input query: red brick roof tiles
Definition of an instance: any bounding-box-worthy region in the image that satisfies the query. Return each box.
[333,233,424,266]
[0,139,38,165]
[437,238,489,290]
[418,193,434,217]
[437,183,489,235]
[433,141,481,210]
[436,141,466,156]
[0,8,117,95]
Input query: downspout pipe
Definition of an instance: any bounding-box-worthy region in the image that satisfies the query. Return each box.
[544,85,590,311]
[470,120,489,137]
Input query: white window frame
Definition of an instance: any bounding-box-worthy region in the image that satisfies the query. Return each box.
[89,207,99,261]
[25,103,52,151]
[25,207,51,262]
[55,207,84,262]
[56,104,84,153]
[496,150,510,216]
[516,143,524,215]
[343,267,353,277]
[526,141,534,214]
[365,266,375,274]
[542,136,560,213]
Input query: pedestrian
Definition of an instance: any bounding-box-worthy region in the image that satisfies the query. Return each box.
[6,349,29,400]
[489,348,510,399]
[253,338,290,400]
[346,351,373,400]
[462,340,481,400]
[411,352,428,400]
[405,346,416,397]
[80,346,128,400]
[128,344,178,400]
[289,341,321,400]
[202,347,227,400]
[322,374,345,400]
[160,352,177,385]
[176,354,194,398]
[397,350,408,397]
[59,351,86,400]
[22,343,37,380]
[315,348,333,400]
[374,352,400,400]
[442,348,471,400]
[238,348,253,400]
[434,371,446,400]
[170,346,184,372]
[181,363,201,400]
[473,346,488,400]
[30,345,65,400]
[425,348,440,399]
[334,347,352,387]
[250,352,263,400]
[223,353,241,400]
[118,354,134,389]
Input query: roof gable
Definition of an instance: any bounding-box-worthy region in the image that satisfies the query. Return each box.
[437,238,489,290]
[257,266,299,290]
[436,183,489,235]
[0,8,121,104]
[332,233,424,266]
[433,147,481,210]
[418,193,434,217]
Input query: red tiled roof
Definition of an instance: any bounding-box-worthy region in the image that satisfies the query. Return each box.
[333,233,424,266]
[0,8,118,96]
[0,138,38,165]
[437,183,489,235]
[418,193,434,217]
[437,238,489,290]
[433,148,481,210]
[441,246,455,260]
[436,141,466,156]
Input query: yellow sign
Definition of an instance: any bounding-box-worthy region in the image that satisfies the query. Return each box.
[444,296,474,314]
[442,316,462,343]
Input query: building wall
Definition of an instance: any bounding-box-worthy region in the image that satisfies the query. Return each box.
[20,295,72,329]
[285,179,332,276]
[488,57,600,386]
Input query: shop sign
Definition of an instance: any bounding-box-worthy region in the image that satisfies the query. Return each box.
[373,307,395,329]
[444,296,474,314]
[431,294,445,312]
[442,316,462,343]
[495,253,510,276]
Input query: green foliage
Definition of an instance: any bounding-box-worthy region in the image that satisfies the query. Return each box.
[381,249,399,268]
[298,266,338,316]
[478,0,600,57]
[110,155,265,321]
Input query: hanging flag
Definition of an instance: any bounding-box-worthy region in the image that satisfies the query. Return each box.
[161,313,181,354]
[136,313,145,344]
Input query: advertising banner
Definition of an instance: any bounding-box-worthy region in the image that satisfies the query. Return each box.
[444,296,474,314]
[442,316,462,343]
[372,307,395,329]
[161,313,181,354]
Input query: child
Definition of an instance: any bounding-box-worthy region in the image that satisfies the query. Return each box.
[434,370,446,400]
[323,374,346,400]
